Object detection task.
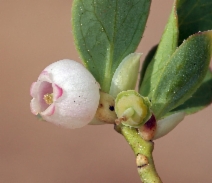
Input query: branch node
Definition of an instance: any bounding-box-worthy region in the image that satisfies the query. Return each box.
[136,154,149,168]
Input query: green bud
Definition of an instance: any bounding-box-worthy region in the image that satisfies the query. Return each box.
[115,90,151,128]
[109,53,141,98]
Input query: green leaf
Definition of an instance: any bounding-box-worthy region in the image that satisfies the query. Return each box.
[72,0,151,92]
[150,31,212,119]
[177,0,212,45]
[139,5,179,96]
[168,69,212,115]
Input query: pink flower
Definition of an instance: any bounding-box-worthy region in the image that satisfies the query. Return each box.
[30,59,100,129]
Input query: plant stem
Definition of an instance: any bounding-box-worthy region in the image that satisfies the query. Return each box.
[120,125,162,183]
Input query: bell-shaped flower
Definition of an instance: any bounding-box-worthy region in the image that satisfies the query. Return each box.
[30,59,100,129]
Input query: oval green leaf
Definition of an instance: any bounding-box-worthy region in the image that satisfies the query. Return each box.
[151,31,212,119]
[139,5,179,96]
[72,0,151,92]
[168,69,212,115]
[177,0,212,45]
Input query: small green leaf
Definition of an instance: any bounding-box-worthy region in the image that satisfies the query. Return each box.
[72,0,151,92]
[139,5,178,96]
[168,69,212,115]
[109,53,141,98]
[177,0,212,44]
[150,31,212,119]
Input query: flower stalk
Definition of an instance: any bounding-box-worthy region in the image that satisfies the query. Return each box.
[120,125,162,183]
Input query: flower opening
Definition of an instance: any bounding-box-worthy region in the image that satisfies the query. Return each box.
[30,59,100,129]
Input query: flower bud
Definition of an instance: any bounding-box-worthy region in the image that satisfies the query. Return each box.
[30,59,100,129]
[153,112,185,140]
[115,90,151,128]
[109,53,141,98]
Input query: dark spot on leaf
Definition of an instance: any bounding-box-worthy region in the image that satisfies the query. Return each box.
[99,103,103,108]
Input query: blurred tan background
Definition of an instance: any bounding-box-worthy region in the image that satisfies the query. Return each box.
[0,0,212,182]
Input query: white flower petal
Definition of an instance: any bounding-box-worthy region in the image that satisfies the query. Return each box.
[30,98,40,115]
[52,83,63,101]
[30,82,38,98]
[41,104,55,116]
